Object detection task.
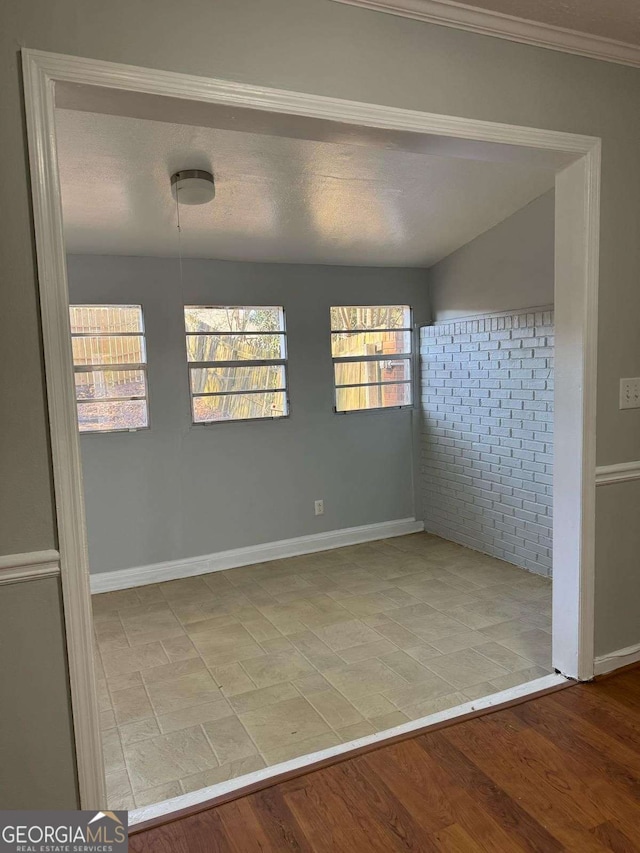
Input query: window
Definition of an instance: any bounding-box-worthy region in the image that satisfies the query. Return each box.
[69,305,149,433]
[184,306,289,423]
[330,305,413,413]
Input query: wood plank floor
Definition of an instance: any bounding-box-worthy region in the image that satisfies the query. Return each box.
[129,667,640,852]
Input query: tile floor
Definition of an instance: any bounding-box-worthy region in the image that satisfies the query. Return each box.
[93,533,552,811]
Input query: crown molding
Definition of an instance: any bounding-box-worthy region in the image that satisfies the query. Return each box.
[330,0,640,69]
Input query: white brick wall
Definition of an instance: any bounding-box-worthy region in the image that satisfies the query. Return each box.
[420,309,553,577]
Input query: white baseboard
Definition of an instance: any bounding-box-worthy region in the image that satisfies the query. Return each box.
[593,641,640,676]
[90,517,424,594]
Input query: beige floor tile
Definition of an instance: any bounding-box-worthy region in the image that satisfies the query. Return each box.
[201,643,267,667]
[425,648,509,689]
[370,710,410,730]
[98,533,553,811]
[180,755,266,794]
[229,683,300,715]
[102,728,125,774]
[159,576,213,602]
[111,685,154,725]
[489,665,551,691]
[340,592,401,617]
[102,642,169,677]
[120,604,185,646]
[188,620,253,647]
[307,689,364,729]
[105,769,133,810]
[210,662,256,696]
[336,721,376,742]
[203,715,259,764]
[370,618,427,650]
[256,574,316,595]
[145,670,222,715]
[94,649,106,682]
[141,658,207,685]
[119,717,161,746]
[125,725,219,792]
[100,709,116,730]
[349,693,400,719]
[401,691,469,719]
[107,671,142,693]
[261,732,341,765]
[461,682,497,701]
[404,644,442,665]
[442,600,521,631]
[473,641,538,672]
[239,650,316,689]
[260,636,294,654]
[337,639,397,664]
[428,631,489,654]
[240,697,332,752]
[157,698,233,734]
[379,649,441,684]
[134,781,182,808]
[387,604,470,642]
[94,619,129,650]
[323,658,408,700]
[293,673,332,696]
[311,619,383,652]
[495,629,554,668]
[287,631,345,671]
[382,673,456,709]
[168,599,238,627]
[241,616,283,642]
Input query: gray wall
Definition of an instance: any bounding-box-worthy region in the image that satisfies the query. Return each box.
[0,577,79,808]
[4,0,640,808]
[420,310,554,577]
[67,255,429,574]
[429,191,555,322]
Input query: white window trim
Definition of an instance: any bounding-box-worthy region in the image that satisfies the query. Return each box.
[185,305,290,425]
[70,304,150,434]
[331,306,414,414]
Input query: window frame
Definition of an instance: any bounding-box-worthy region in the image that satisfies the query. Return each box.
[330,305,415,415]
[69,304,150,435]
[184,305,290,426]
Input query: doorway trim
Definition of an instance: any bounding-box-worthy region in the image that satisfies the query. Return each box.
[21,47,600,810]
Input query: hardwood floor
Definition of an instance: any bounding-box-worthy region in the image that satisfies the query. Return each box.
[129,667,640,852]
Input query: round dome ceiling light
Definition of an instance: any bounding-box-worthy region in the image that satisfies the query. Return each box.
[170,170,215,205]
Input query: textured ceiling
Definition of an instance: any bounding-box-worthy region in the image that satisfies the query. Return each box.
[458,0,640,44]
[55,109,555,267]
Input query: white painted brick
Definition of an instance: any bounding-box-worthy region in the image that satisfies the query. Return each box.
[421,309,554,578]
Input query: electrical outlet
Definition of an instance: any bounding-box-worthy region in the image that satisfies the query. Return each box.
[314,499,324,516]
[620,378,640,410]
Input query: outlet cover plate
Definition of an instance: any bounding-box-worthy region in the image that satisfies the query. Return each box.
[620,377,640,409]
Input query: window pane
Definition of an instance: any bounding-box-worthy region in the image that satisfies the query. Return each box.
[77,399,148,432]
[75,369,146,401]
[186,334,285,362]
[334,358,411,387]
[335,382,412,412]
[72,335,146,366]
[69,305,143,334]
[190,365,285,394]
[330,305,410,331]
[185,306,285,334]
[331,331,411,358]
[193,391,288,422]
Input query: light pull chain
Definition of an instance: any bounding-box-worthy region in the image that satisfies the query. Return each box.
[175,188,184,290]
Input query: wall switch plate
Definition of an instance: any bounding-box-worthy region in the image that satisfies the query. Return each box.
[619,378,640,409]
[314,499,324,516]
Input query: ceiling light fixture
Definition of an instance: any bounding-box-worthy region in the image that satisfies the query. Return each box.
[170,169,215,205]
